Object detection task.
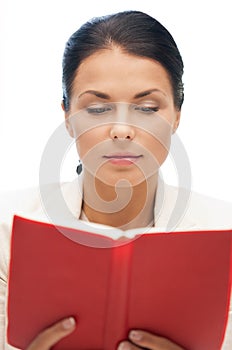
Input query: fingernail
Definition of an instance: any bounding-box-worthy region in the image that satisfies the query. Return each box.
[62,317,76,330]
[129,330,142,341]
[118,342,129,350]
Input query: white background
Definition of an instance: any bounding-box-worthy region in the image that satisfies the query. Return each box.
[0,0,231,202]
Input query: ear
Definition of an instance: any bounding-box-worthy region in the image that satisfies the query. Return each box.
[172,110,181,134]
[61,100,75,138]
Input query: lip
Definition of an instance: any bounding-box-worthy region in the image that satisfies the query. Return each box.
[103,153,143,166]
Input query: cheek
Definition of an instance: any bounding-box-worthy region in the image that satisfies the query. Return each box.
[152,138,170,165]
[75,127,108,159]
[138,117,172,166]
[141,134,170,168]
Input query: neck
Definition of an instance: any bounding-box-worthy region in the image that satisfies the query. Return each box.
[81,171,158,230]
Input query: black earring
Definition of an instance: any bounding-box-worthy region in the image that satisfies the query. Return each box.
[76,160,82,175]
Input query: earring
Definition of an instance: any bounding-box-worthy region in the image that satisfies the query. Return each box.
[76,160,82,175]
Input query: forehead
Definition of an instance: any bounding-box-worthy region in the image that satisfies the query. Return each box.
[72,48,173,98]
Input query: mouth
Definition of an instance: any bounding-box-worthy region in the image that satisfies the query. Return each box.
[103,153,143,166]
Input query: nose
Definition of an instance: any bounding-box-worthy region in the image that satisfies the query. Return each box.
[110,123,135,140]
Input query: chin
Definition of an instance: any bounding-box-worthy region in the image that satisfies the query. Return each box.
[95,167,153,187]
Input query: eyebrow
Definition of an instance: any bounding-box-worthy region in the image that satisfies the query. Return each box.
[78,88,166,100]
[79,90,110,99]
[134,89,166,98]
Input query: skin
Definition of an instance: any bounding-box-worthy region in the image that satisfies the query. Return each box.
[65,47,181,229]
[26,48,185,350]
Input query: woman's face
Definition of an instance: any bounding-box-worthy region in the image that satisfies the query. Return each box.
[65,48,180,186]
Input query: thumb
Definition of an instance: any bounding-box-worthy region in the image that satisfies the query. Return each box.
[26,317,76,350]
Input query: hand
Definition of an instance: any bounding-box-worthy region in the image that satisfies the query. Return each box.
[118,330,185,350]
[26,317,76,350]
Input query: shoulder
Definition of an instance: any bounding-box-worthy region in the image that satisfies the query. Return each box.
[0,187,41,223]
[0,186,41,280]
[186,189,232,228]
[0,179,82,241]
[0,180,82,277]
[164,183,232,230]
[0,179,82,223]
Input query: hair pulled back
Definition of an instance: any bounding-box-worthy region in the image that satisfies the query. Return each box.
[62,11,184,111]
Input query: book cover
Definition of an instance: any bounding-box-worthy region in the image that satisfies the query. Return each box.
[7,215,232,350]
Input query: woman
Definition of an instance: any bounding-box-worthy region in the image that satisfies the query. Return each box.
[0,10,231,350]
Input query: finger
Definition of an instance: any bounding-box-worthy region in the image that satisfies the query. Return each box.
[26,317,76,350]
[118,340,140,350]
[128,330,184,350]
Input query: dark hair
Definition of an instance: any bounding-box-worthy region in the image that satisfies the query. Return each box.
[62,11,184,111]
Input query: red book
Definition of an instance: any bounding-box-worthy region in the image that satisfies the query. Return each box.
[7,215,232,350]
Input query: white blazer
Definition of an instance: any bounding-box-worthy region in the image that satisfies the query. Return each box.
[0,177,232,349]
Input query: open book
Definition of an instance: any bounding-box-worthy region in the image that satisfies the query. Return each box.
[7,215,232,350]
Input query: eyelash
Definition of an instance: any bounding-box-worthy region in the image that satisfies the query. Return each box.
[86,105,159,115]
[86,106,113,114]
[134,106,159,113]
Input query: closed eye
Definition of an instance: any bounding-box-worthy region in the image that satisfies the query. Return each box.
[86,105,113,114]
[134,106,159,113]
